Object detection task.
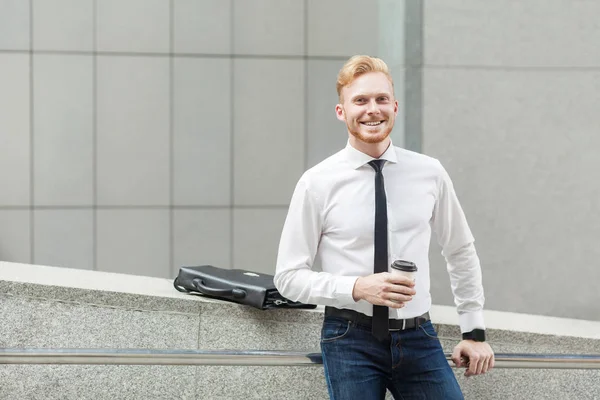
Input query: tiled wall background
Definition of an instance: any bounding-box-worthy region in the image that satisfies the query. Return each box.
[0,0,405,279]
[3,0,599,322]
[423,0,600,320]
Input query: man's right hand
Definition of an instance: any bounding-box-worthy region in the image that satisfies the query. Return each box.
[352,273,416,308]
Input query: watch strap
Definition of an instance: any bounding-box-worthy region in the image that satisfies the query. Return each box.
[462,328,486,342]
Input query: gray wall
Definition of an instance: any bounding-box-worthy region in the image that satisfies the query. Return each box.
[0,0,404,277]
[423,0,600,321]
[1,0,598,322]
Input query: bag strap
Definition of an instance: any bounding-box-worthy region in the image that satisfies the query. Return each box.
[173,276,190,293]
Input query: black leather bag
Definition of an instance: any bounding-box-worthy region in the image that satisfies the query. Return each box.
[173,265,316,310]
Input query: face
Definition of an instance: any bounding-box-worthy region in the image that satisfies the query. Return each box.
[335,72,398,144]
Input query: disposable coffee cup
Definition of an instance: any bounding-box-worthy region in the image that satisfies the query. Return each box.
[391,260,418,282]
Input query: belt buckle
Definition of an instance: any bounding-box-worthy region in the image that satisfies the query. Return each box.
[388,318,407,332]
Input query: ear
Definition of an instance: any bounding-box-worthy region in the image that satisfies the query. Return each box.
[393,99,399,116]
[335,104,345,121]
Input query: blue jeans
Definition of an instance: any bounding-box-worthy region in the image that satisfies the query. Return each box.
[320,317,463,400]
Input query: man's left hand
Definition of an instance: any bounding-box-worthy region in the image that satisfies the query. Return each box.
[451,340,495,377]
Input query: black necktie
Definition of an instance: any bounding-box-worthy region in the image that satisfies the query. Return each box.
[369,159,389,341]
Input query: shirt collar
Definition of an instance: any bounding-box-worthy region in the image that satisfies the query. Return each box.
[343,139,398,170]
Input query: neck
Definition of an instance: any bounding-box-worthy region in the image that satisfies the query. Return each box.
[348,136,391,159]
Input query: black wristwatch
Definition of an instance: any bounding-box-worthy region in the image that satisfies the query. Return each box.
[462,329,486,342]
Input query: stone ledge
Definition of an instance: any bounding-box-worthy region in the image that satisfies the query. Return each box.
[2,261,600,400]
[2,261,599,340]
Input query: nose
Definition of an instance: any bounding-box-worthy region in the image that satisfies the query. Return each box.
[367,99,379,114]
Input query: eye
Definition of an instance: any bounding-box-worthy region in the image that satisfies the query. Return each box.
[355,98,366,104]
[377,96,389,102]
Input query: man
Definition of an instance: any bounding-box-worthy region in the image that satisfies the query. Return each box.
[274,55,494,399]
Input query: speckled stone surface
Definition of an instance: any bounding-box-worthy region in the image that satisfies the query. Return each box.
[0,294,199,349]
[0,281,203,314]
[0,365,198,400]
[434,323,600,399]
[195,365,329,400]
[199,314,321,352]
[456,368,600,400]
[435,323,600,355]
[198,301,325,325]
[2,270,600,400]
[195,300,325,352]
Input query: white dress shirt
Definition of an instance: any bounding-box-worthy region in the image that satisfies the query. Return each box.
[274,141,486,333]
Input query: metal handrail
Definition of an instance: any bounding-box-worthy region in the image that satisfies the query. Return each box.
[1,349,600,369]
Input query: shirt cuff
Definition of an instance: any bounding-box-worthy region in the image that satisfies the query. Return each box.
[335,276,360,308]
[458,311,486,333]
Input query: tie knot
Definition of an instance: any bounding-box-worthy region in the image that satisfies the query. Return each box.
[368,159,385,173]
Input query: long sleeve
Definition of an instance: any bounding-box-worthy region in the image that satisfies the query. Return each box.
[432,162,486,333]
[274,178,358,308]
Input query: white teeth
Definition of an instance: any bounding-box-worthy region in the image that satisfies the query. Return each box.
[362,121,383,126]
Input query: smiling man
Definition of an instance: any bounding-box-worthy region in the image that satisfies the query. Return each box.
[275,55,494,400]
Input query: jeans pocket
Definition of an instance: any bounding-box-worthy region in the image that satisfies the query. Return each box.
[418,321,440,341]
[321,318,352,343]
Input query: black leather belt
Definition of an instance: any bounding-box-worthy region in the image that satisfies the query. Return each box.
[324,306,430,331]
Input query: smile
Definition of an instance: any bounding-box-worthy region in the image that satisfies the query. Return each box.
[361,121,384,126]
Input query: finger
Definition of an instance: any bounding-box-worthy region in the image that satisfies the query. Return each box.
[462,356,470,369]
[468,355,480,375]
[451,349,463,367]
[481,355,491,374]
[386,293,413,303]
[386,275,416,286]
[387,284,417,296]
[383,300,405,309]
[476,355,486,375]
[463,360,473,377]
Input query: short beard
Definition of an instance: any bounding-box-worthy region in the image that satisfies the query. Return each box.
[347,123,392,144]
